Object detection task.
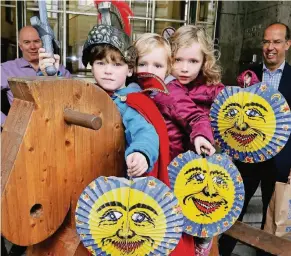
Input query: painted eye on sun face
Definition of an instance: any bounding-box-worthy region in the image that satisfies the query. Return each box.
[102,210,123,221]
[245,108,263,118]
[132,212,151,223]
[194,173,205,181]
[187,173,205,184]
[225,108,238,118]
[213,176,227,187]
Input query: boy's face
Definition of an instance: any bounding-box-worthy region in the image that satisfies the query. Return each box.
[92,59,132,91]
[172,42,204,85]
[136,47,168,81]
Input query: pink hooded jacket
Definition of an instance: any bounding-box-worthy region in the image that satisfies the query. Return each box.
[237,70,260,88]
[153,76,224,160]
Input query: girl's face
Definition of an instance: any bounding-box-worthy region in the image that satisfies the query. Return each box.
[136,47,168,81]
[172,42,204,85]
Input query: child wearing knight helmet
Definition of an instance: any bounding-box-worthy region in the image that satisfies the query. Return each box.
[82,24,159,177]
[134,26,225,256]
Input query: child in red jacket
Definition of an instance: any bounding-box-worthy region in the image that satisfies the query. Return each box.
[237,69,260,88]
[134,28,224,256]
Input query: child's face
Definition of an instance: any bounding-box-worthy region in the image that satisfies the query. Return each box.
[136,47,168,81]
[92,59,132,91]
[172,42,204,85]
[244,73,251,86]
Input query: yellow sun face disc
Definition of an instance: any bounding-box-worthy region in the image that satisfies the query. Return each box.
[210,84,291,163]
[168,151,244,237]
[88,187,166,256]
[174,158,235,224]
[76,176,184,255]
[217,91,276,152]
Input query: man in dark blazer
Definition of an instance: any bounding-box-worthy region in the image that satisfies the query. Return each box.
[219,22,291,256]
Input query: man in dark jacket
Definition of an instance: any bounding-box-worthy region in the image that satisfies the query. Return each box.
[219,22,291,256]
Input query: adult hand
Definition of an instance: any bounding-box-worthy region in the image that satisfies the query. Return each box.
[194,136,216,156]
[126,152,148,177]
[38,48,60,76]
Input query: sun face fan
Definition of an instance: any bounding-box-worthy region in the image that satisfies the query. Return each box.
[168,151,245,237]
[210,83,291,163]
[75,176,183,255]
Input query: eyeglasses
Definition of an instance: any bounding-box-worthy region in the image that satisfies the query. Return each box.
[261,40,287,47]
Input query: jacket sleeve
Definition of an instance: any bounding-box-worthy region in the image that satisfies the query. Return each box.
[123,106,159,172]
[1,64,11,126]
[59,65,72,78]
[169,84,214,145]
[1,64,10,90]
[209,83,224,101]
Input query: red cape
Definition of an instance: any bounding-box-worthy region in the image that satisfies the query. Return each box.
[126,92,170,187]
[126,73,195,256]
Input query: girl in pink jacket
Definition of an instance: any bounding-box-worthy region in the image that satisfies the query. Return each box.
[134,29,224,256]
[135,27,224,160]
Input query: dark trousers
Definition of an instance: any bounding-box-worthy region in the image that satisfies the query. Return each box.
[1,236,26,256]
[2,236,8,256]
[219,159,276,256]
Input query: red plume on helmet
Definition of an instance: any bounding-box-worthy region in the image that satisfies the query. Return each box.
[94,0,133,36]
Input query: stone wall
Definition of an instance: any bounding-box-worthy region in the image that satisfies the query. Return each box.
[218,1,291,85]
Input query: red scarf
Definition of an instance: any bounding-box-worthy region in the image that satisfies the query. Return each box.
[126,92,170,186]
[127,73,196,256]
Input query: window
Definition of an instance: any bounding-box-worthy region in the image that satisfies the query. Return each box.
[1,1,17,62]
[3,0,218,76]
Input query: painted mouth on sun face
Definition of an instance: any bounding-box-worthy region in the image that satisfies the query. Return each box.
[228,131,257,146]
[112,240,145,253]
[183,194,223,215]
[191,198,222,214]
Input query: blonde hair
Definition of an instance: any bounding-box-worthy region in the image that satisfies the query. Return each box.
[170,25,222,84]
[133,33,172,74]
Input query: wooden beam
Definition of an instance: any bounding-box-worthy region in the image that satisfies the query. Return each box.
[64,108,102,130]
[225,221,291,256]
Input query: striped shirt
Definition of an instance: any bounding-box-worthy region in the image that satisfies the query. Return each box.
[262,61,285,90]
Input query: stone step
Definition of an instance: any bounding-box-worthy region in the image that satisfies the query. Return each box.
[233,243,256,256]
[231,185,263,255]
[243,197,263,223]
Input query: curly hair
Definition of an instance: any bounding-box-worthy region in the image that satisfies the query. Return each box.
[170,25,222,85]
[133,33,172,75]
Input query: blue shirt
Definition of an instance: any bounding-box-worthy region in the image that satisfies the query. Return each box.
[262,61,285,90]
[111,86,159,172]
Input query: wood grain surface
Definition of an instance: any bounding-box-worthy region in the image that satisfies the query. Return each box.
[1,77,125,246]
